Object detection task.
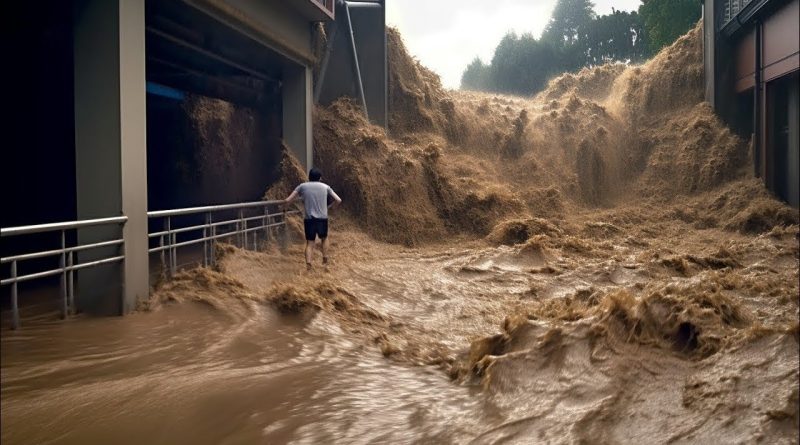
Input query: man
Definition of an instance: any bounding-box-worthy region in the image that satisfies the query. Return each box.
[283,167,342,270]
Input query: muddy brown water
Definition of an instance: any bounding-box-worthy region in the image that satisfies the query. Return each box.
[2,226,798,444]
[1,301,495,444]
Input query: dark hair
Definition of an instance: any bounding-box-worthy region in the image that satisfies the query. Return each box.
[309,167,322,181]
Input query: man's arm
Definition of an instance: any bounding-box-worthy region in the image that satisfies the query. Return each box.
[328,188,342,209]
[283,190,299,204]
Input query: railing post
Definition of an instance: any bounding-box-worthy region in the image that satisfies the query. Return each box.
[162,218,169,277]
[60,230,67,319]
[11,261,19,330]
[67,251,75,315]
[203,212,210,267]
[281,207,288,251]
[211,220,217,266]
[170,229,177,276]
[159,230,165,274]
[239,209,246,249]
[268,204,269,243]
[253,210,258,251]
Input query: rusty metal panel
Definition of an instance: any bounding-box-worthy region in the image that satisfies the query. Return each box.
[762,0,799,67]
[735,28,756,91]
[309,0,335,20]
[764,53,800,82]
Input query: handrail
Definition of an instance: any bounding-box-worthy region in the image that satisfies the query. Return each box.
[146,200,285,218]
[1,216,128,237]
[1,200,301,330]
[1,239,125,264]
[721,0,754,25]
[1,215,128,330]
[147,200,300,277]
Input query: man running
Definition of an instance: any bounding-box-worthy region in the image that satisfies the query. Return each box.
[283,167,342,270]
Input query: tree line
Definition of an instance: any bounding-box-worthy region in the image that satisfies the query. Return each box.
[460,0,701,95]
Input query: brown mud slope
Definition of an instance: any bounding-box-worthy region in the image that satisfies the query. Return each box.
[312,98,524,245]
[263,22,793,245]
[183,95,282,204]
[386,27,463,140]
[248,20,799,442]
[262,143,307,202]
[184,95,258,175]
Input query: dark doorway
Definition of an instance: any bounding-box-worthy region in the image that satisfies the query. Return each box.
[767,72,800,207]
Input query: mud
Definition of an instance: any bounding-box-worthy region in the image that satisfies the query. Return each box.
[2,22,799,444]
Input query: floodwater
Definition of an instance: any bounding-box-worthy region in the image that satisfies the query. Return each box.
[2,222,798,444]
[4,19,799,444]
[1,288,489,444]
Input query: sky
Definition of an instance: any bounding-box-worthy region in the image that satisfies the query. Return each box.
[386,0,642,89]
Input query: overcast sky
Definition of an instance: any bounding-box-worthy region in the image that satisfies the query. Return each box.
[386,0,641,89]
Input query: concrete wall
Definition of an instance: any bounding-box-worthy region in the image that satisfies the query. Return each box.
[317,1,387,128]
[317,18,359,106]
[283,63,314,170]
[349,2,387,128]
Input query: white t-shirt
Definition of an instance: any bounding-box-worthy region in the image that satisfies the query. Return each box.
[294,181,340,219]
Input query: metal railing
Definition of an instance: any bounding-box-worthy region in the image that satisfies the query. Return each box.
[1,216,128,330]
[147,200,299,276]
[0,201,301,329]
[722,0,754,25]
[310,0,335,17]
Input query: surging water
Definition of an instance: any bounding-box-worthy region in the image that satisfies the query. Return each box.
[3,221,796,444]
[3,21,799,444]
[1,297,492,444]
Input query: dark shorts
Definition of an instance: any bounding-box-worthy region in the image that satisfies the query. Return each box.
[304,218,329,241]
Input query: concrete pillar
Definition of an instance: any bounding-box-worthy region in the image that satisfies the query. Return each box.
[703,0,716,106]
[282,63,313,170]
[73,0,148,315]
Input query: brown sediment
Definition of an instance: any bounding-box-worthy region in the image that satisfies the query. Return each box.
[262,144,306,202]
[8,20,794,445]
[184,95,257,174]
[247,20,797,442]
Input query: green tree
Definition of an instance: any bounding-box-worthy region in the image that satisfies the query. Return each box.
[459,0,669,96]
[638,0,701,54]
[541,0,596,70]
[490,32,523,93]
[460,57,491,91]
[586,9,647,65]
[489,32,556,95]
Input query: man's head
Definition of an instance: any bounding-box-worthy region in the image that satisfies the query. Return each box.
[309,167,322,182]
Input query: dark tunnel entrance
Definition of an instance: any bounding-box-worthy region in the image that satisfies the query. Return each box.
[145,0,287,211]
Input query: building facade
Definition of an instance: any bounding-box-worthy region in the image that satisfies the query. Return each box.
[3,0,386,317]
[704,0,799,207]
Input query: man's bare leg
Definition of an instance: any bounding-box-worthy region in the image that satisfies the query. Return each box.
[305,240,314,270]
[321,237,330,265]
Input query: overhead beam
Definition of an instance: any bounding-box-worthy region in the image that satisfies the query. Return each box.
[146,26,279,84]
[148,55,269,99]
